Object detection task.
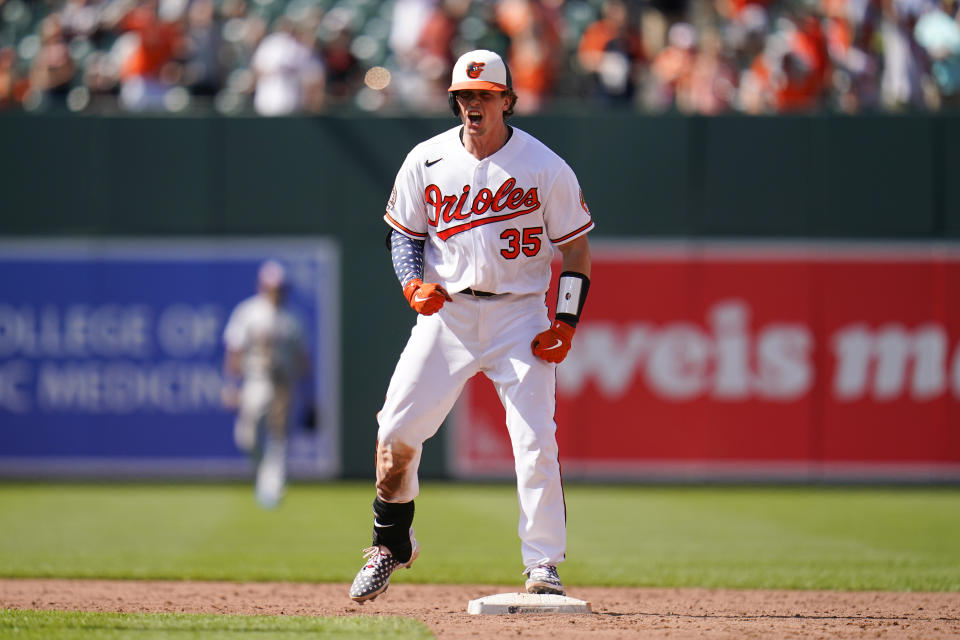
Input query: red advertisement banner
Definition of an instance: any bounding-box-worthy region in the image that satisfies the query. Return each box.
[451,242,960,481]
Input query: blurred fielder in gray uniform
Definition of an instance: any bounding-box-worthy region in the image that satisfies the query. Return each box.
[222,260,311,508]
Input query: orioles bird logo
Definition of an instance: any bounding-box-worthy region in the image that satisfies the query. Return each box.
[466,62,485,79]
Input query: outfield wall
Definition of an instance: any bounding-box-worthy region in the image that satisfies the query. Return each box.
[0,113,958,481]
[454,242,960,482]
[0,239,340,478]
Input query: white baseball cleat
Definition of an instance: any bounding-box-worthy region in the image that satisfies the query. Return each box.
[254,440,286,509]
[349,528,419,603]
[524,564,566,595]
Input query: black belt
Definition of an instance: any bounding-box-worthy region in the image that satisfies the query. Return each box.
[460,288,498,297]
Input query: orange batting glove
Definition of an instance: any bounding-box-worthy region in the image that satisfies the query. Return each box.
[403,278,452,315]
[531,319,576,363]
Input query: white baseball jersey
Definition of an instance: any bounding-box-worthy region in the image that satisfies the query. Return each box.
[384,125,594,294]
[222,295,305,384]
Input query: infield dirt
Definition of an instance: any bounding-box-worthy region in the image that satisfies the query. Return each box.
[2,579,958,639]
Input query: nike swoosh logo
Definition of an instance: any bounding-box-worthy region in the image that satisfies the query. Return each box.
[541,339,563,351]
[425,158,442,167]
[374,520,394,528]
[414,293,431,303]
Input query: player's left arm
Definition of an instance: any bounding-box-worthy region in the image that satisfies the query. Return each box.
[531,159,593,363]
[531,235,591,364]
[557,234,591,278]
[294,332,318,430]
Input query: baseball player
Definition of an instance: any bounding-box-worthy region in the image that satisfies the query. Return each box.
[222,260,310,509]
[349,49,593,602]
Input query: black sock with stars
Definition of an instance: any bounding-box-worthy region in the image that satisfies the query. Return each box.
[372,497,415,563]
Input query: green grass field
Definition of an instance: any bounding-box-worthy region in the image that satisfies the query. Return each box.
[1,482,958,637]
[0,609,433,639]
[0,482,957,591]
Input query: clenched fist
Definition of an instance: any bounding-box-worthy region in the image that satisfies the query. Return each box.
[403,278,452,315]
[531,319,576,363]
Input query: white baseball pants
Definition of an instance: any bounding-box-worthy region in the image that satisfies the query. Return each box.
[376,292,566,569]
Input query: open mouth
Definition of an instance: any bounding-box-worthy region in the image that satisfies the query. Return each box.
[467,110,482,125]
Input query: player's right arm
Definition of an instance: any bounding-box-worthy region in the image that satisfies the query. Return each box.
[389,230,451,315]
[221,305,248,409]
[384,146,451,315]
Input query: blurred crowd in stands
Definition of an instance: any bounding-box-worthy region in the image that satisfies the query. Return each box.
[1,0,959,115]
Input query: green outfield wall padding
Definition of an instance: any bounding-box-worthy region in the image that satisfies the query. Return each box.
[945,118,960,237]
[1,112,957,477]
